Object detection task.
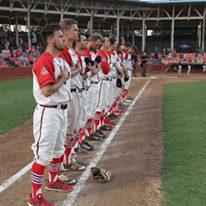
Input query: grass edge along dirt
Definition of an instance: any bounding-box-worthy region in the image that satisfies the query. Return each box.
[162,80,206,206]
[0,78,35,135]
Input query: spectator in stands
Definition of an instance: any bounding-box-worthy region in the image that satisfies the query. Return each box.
[154,46,159,59]
[187,57,192,74]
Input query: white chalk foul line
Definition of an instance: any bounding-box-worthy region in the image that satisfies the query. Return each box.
[0,162,33,193]
[62,79,151,206]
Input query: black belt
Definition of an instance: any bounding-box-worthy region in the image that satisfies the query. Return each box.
[103,78,110,81]
[91,81,99,84]
[70,88,84,93]
[40,104,67,110]
[82,87,89,91]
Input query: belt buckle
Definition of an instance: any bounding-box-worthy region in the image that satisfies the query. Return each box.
[57,104,61,109]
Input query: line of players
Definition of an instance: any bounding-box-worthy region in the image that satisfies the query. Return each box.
[28,19,134,206]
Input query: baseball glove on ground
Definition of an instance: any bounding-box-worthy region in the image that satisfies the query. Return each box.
[91,167,112,183]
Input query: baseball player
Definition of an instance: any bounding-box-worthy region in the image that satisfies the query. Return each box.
[60,18,86,171]
[75,34,100,149]
[28,23,72,206]
[124,43,133,92]
[106,37,124,117]
[94,37,112,132]
[82,33,104,140]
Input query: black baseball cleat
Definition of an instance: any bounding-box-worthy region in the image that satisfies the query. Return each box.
[81,139,95,151]
[88,133,103,141]
[94,130,105,138]
[97,129,106,138]
[98,128,104,135]
[101,125,112,131]
[74,145,89,155]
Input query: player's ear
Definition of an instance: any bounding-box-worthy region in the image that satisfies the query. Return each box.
[47,36,54,46]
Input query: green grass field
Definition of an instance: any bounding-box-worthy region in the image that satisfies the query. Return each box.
[163,81,206,206]
[0,78,35,135]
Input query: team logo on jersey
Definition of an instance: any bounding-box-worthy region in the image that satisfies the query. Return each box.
[41,66,49,75]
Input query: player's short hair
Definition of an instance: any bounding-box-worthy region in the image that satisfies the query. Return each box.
[41,23,61,46]
[88,33,103,42]
[76,34,86,42]
[131,45,138,53]
[109,35,117,45]
[60,18,78,30]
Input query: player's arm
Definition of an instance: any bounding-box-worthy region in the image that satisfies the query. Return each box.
[85,63,101,78]
[41,67,69,97]
[71,62,82,77]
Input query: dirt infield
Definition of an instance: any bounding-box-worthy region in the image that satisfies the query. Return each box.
[0,74,206,206]
[0,67,32,81]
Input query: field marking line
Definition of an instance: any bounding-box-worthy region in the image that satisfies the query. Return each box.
[62,79,151,206]
[0,162,33,193]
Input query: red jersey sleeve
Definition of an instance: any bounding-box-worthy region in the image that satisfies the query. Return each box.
[97,50,105,57]
[82,49,92,60]
[60,47,73,66]
[100,61,110,75]
[97,50,110,74]
[75,51,83,67]
[124,52,129,60]
[33,53,55,89]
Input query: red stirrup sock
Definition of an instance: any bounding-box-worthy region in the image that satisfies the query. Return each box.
[31,161,46,198]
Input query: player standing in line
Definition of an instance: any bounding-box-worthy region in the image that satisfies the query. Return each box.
[94,37,112,133]
[60,18,86,171]
[123,43,133,93]
[106,36,123,117]
[28,23,72,206]
[75,34,100,150]
[82,33,104,140]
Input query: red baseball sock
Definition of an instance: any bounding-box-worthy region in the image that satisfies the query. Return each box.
[85,118,93,136]
[94,112,101,131]
[64,145,72,165]
[31,161,46,198]
[78,128,86,143]
[48,158,61,183]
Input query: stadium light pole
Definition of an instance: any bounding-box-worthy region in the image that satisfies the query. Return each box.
[27,9,31,50]
[142,19,146,52]
[132,22,135,46]
[15,16,19,47]
[117,17,120,43]
[60,2,64,21]
[171,18,175,52]
[90,15,93,34]
[202,17,205,52]
[171,6,175,52]
[198,23,202,48]
[60,13,64,21]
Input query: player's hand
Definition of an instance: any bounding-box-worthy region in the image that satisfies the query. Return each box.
[75,61,82,73]
[88,63,100,75]
[61,67,70,80]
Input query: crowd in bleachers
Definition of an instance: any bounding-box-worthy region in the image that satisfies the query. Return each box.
[1,25,206,72]
[0,26,41,68]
